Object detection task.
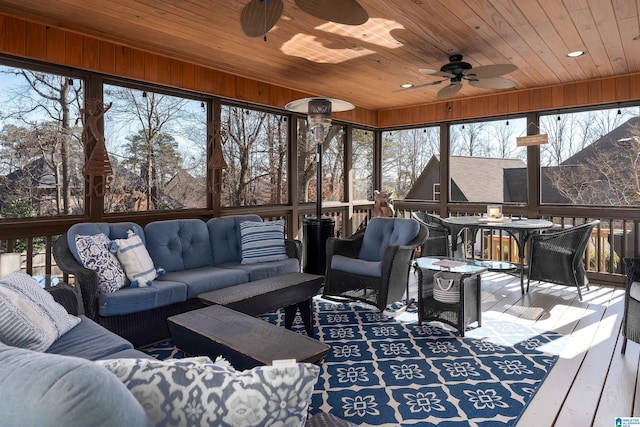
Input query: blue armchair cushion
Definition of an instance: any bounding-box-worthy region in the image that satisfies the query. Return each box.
[359,217,421,262]
[331,255,382,277]
[0,342,153,427]
[239,220,288,264]
[145,219,214,272]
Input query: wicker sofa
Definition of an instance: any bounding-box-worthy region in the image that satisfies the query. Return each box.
[53,215,302,347]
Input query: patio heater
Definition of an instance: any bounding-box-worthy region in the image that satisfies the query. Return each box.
[285,97,355,275]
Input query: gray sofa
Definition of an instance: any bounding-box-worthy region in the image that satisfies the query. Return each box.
[53,214,302,346]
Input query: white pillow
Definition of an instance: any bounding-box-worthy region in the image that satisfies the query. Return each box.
[96,357,320,427]
[75,233,128,293]
[0,271,80,351]
[113,229,160,287]
[239,220,288,264]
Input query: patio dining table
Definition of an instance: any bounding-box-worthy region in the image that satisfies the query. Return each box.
[442,216,554,294]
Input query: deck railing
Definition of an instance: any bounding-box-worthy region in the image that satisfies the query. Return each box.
[0,200,631,286]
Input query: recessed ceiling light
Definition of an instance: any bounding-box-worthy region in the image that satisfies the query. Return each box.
[400,83,414,88]
[566,50,586,57]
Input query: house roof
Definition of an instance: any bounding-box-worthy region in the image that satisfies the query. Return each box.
[450,156,526,203]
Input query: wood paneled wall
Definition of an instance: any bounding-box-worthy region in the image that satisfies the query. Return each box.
[378,73,640,127]
[0,14,378,126]
[1,13,639,129]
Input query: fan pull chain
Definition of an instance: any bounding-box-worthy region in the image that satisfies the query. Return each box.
[263,1,268,42]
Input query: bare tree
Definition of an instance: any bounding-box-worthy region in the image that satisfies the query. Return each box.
[0,68,82,215]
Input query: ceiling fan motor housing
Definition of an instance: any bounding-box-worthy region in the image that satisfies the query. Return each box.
[441,54,472,75]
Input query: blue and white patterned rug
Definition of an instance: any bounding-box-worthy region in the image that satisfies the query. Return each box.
[140,298,564,427]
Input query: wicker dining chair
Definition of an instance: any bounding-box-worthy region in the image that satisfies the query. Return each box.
[622,257,640,354]
[526,220,599,300]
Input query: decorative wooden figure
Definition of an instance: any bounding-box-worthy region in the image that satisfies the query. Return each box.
[81,99,113,197]
[208,120,227,194]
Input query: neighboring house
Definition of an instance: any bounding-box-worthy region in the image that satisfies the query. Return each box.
[163,169,206,209]
[406,116,640,204]
[406,155,527,203]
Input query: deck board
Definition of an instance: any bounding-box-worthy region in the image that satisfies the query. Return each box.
[406,272,639,426]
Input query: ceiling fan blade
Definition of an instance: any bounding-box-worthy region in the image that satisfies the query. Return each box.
[469,77,516,89]
[393,80,447,92]
[437,83,462,100]
[419,68,456,78]
[467,64,517,79]
[241,0,284,37]
[295,0,368,25]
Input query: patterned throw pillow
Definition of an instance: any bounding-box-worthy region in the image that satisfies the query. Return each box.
[0,271,80,351]
[75,233,128,293]
[96,357,320,427]
[113,229,160,287]
[239,220,288,264]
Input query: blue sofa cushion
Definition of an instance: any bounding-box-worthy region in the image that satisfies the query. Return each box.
[207,214,263,265]
[98,280,188,317]
[47,315,133,360]
[145,219,214,272]
[218,258,300,282]
[67,222,143,265]
[158,266,248,298]
[331,255,382,277]
[0,342,153,427]
[359,217,420,262]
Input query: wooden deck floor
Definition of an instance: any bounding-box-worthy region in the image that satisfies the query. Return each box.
[407,271,637,427]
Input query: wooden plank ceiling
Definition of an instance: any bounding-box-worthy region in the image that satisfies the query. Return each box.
[0,0,638,111]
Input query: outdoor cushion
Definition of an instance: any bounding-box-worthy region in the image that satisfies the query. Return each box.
[631,281,640,301]
[112,229,158,287]
[158,266,248,298]
[0,271,80,351]
[98,280,188,317]
[359,217,420,262]
[331,255,382,277]
[239,219,288,264]
[217,258,299,281]
[67,222,143,265]
[0,342,153,427]
[96,357,319,427]
[75,233,128,293]
[47,315,133,360]
[207,214,263,265]
[145,219,214,272]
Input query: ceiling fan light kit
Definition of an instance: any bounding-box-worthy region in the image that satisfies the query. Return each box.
[241,0,368,38]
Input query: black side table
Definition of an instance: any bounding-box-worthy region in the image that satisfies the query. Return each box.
[414,257,487,337]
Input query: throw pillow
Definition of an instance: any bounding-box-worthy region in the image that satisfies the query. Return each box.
[75,233,128,293]
[96,357,320,427]
[0,271,80,351]
[112,229,162,287]
[239,219,288,264]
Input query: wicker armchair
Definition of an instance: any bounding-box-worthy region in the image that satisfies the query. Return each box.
[323,217,428,311]
[412,211,465,259]
[622,258,640,354]
[526,220,599,300]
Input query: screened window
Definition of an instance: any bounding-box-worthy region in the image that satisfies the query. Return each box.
[539,106,640,206]
[352,128,374,201]
[103,85,207,212]
[449,118,527,204]
[221,106,288,207]
[381,126,439,200]
[297,118,344,203]
[0,64,84,217]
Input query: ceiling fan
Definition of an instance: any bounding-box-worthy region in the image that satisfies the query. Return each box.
[241,0,369,39]
[401,54,518,100]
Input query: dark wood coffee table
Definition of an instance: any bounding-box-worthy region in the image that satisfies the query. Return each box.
[168,305,330,370]
[198,272,323,335]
